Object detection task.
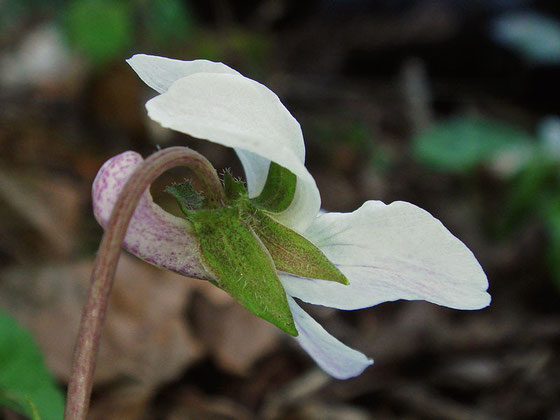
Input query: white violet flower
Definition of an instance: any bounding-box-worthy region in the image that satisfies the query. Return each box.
[92,54,490,380]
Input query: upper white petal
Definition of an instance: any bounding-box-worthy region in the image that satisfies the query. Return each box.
[127,54,320,233]
[92,151,210,279]
[126,54,240,94]
[288,296,373,379]
[281,201,490,310]
[142,70,320,232]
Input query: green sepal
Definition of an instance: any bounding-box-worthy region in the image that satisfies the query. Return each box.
[187,207,298,336]
[251,162,297,213]
[165,181,205,213]
[222,170,248,202]
[248,208,349,285]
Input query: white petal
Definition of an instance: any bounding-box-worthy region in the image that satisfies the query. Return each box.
[281,201,490,310]
[235,149,270,198]
[288,296,373,379]
[144,71,320,232]
[127,54,320,231]
[127,54,240,94]
[92,151,210,279]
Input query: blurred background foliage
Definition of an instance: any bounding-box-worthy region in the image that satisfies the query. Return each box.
[1,0,559,419]
[0,310,64,420]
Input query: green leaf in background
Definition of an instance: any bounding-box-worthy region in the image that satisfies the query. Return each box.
[63,0,133,66]
[144,0,193,47]
[412,116,534,173]
[0,309,64,420]
[26,396,41,420]
[312,118,371,152]
[492,12,560,65]
[501,156,560,231]
[191,28,272,76]
[545,197,560,290]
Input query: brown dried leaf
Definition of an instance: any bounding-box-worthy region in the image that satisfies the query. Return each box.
[191,292,281,375]
[88,384,153,420]
[0,168,82,256]
[0,254,203,388]
[164,388,252,420]
[190,277,233,307]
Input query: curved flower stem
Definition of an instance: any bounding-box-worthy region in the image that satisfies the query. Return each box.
[64,147,224,420]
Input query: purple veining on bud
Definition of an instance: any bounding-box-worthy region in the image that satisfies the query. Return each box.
[92,151,211,280]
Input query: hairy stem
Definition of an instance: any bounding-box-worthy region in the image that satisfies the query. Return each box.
[64,147,224,420]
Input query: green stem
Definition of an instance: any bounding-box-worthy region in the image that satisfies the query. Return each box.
[64,147,224,420]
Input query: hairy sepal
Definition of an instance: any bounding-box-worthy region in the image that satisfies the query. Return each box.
[223,170,248,202]
[187,207,298,336]
[248,208,349,285]
[166,181,205,212]
[251,162,297,213]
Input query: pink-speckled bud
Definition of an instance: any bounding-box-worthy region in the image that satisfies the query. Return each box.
[92,151,211,280]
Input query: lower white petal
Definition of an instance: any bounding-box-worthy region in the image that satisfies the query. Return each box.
[288,296,373,379]
[281,201,490,310]
[92,151,210,279]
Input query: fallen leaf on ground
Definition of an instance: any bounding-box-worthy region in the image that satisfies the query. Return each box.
[0,254,203,389]
[191,291,281,375]
[0,169,82,257]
